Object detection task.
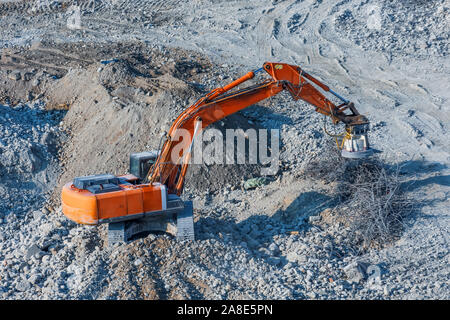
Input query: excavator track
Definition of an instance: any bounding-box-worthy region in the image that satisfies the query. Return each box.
[107,200,195,245]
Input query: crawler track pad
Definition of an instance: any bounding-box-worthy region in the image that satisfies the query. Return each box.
[107,201,195,245]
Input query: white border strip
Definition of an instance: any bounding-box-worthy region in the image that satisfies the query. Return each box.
[160,184,167,210]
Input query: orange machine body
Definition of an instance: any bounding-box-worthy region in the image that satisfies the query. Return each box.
[62,178,167,225]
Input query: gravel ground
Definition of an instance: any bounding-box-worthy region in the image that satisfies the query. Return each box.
[0,0,448,300]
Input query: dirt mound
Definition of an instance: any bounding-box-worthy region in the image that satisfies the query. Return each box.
[53,63,190,188]
[43,45,263,200]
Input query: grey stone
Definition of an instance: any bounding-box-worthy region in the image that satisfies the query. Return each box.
[258,247,271,256]
[268,243,279,254]
[29,274,42,285]
[26,244,43,260]
[343,261,369,284]
[268,257,282,266]
[286,251,299,263]
[305,270,314,283]
[15,280,31,292]
[32,210,43,220]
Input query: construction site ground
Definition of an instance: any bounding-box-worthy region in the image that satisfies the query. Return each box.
[0,0,448,299]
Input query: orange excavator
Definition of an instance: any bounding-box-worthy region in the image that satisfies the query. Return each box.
[61,62,374,243]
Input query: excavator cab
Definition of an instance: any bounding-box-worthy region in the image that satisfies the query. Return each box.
[129,150,158,182]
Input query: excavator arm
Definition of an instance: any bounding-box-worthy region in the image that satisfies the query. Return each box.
[149,62,371,195]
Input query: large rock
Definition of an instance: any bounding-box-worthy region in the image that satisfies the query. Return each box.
[343,261,370,283]
[15,280,31,292]
[8,70,21,81]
